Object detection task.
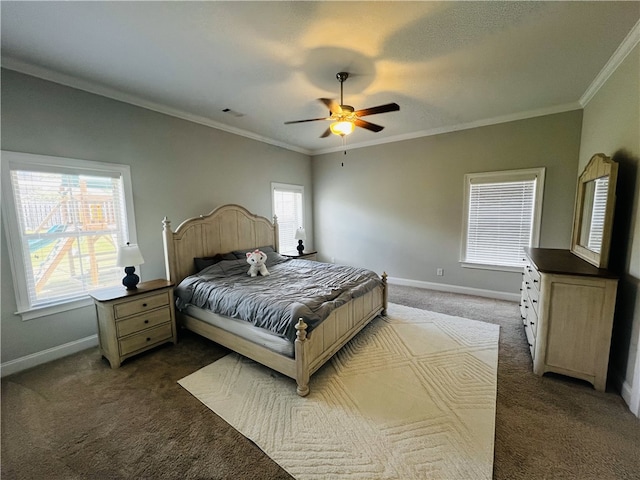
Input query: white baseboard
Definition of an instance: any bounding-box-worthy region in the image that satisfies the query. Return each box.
[0,335,98,378]
[387,276,520,302]
[611,368,639,417]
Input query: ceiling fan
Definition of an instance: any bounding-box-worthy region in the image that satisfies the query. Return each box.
[284,72,400,138]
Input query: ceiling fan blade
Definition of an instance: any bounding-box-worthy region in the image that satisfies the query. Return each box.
[354,103,400,117]
[319,98,342,115]
[320,127,332,138]
[355,119,384,133]
[284,117,330,124]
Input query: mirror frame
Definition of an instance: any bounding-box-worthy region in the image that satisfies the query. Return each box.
[570,153,618,268]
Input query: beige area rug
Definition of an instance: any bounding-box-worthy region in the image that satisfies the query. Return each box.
[178,303,500,480]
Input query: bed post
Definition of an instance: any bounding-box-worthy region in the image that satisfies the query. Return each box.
[381,272,388,316]
[162,217,176,282]
[272,214,279,253]
[294,319,310,397]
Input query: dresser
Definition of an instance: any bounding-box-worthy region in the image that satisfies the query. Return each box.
[90,279,177,368]
[520,248,618,391]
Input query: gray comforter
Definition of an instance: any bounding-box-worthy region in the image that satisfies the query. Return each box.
[174,254,382,342]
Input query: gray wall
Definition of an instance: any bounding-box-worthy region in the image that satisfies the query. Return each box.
[1,69,312,363]
[578,44,640,404]
[3,56,636,411]
[312,111,583,294]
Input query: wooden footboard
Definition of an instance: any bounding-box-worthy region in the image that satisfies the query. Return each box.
[178,279,386,396]
[163,204,388,396]
[295,279,386,395]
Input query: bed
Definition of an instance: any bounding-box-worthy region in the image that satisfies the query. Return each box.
[162,204,387,396]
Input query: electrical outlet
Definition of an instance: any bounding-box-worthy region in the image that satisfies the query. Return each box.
[436,268,444,276]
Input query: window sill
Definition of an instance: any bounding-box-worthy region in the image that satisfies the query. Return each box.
[16,297,95,321]
[460,262,524,273]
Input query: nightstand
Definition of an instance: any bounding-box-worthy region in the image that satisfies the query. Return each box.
[283,251,318,261]
[90,279,177,368]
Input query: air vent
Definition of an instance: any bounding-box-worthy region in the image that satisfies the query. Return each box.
[222,108,245,118]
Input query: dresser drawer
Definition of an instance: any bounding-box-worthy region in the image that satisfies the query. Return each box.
[524,266,540,297]
[524,261,541,285]
[114,291,170,319]
[524,321,536,360]
[116,307,172,337]
[527,302,538,337]
[520,280,529,320]
[119,323,174,356]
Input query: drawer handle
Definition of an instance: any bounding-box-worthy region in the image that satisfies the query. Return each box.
[532,299,537,303]
[533,279,539,283]
[144,319,149,324]
[528,343,533,347]
[530,321,535,326]
[146,337,151,342]
[142,303,148,307]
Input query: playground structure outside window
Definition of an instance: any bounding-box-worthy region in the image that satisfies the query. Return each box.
[1,151,138,320]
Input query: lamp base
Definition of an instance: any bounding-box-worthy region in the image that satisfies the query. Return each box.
[297,240,304,255]
[122,266,140,290]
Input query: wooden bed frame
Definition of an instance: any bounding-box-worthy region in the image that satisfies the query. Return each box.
[162,204,387,396]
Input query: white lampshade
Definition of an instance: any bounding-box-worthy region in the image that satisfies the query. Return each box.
[116,243,145,267]
[294,228,307,241]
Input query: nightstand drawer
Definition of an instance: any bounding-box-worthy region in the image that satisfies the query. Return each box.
[119,323,174,356]
[116,307,172,337]
[114,291,170,319]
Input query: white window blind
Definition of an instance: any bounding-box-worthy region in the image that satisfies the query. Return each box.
[272,183,304,253]
[586,176,609,253]
[462,168,545,269]
[2,152,136,318]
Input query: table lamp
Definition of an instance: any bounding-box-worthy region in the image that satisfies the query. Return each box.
[294,228,306,255]
[116,242,145,290]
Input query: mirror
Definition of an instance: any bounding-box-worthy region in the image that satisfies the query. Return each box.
[571,153,618,268]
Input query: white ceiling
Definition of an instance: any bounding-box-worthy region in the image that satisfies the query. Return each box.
[2,1,639,155]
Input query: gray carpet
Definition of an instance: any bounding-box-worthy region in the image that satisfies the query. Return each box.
[2,285,640,479]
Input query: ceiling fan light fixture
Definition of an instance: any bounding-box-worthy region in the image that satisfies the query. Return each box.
[330,120,355,136]
[284,71,399,139]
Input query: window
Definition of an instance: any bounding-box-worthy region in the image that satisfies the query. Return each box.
[461,167,545,271]
[271,183,304,254]
[1,151,137,319]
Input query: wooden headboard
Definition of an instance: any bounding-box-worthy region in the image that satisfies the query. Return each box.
[162,204,278,284]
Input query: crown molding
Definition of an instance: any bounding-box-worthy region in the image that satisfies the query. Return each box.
[312,102,582,156]
[580,19,640,107]
[1,56,313,156]
[3,17,633,160]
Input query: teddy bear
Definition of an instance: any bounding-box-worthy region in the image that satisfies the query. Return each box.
[246,249,270,277]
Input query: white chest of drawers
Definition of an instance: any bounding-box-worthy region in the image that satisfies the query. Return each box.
[521,248,618,391]
[90,279,177,368]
